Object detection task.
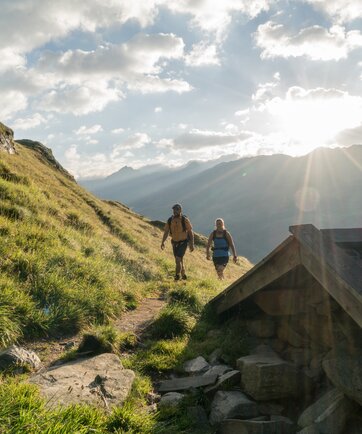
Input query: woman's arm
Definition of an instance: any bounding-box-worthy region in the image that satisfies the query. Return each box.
[226,231,237,262]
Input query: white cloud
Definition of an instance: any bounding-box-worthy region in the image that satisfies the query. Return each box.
[303,0,362,24]
[111,128,125,134]
[154,106,163,113]
[255,22,362,60]
[335,124,362,146]
[75,124,103,135]
[38,81,122,116]
[185,41,220,66]
[173,129,253,149]
[111,133,151,157]
[0,89,28,121]
[127,76,192,94]
[10,113,47,130]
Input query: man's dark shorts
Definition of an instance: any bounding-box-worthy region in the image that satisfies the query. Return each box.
[172,239,188,258]
[213,256,229,267]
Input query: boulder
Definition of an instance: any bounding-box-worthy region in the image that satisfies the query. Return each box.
[209,391,258,425]
[237,353,313,400]
[0,345,41,371]
[297,425,320,434]
[285,348,313,368]
[323,356,362,406]
[187,405,209,426]
[0,122,16,154]
[159,392,184,409]
[219,417,294,434]
[158,374,218,392]
[209,348,223,365]
[29,353,134,408]
[258,402,284,416]
[298,388,356,434]
[184,356,210,374]
[204,370,241,396]
[277,320,309,348]
[203,364,232,377]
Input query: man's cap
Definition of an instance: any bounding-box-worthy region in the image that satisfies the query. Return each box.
[172,203,182,209]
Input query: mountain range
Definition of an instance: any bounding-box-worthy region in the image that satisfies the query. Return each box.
[82,145,362,262]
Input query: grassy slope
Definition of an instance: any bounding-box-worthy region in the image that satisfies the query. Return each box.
[0,140,252,433]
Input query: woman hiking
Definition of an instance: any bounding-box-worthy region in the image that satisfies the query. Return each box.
[206,218,237,280]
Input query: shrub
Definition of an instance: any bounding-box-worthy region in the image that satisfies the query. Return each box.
[65,212,92,232]
[150,305,195,340]
[106,402,154,433]
[77,324,119,354]
[0,304,22,347]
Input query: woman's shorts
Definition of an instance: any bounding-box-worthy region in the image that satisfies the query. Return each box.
[172,239,188,258]
[213,256,229,267]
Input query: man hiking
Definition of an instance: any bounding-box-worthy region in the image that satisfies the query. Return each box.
[161,203,194,281]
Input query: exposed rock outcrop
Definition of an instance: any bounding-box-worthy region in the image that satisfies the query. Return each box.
[0,122,16,154]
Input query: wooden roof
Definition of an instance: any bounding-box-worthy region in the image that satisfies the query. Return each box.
[209,224,362,328]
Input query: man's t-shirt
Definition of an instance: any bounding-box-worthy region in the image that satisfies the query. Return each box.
[165,215,192,242]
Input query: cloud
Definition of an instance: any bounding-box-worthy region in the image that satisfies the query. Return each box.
[173,129,253,149]
[303,0,362,24]
[38,81,122,116]
[154,107,163,113]
[75,124,103,135]
[0,89,28,121]
[10,113,47,130]
[185,41,220,66]
[255,22,362,60]
[335,124,362,146]
[111,128,125,134]
[127,76,192,94]
[112,133,151,157]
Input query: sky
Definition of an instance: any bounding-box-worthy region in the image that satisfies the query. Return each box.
[2,0,362,179]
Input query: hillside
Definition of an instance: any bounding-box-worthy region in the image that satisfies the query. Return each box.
[127,146,362,262]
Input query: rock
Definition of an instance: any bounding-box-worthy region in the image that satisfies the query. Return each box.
[204,370,241,396]
[184,356,210,374]
[208,348,223,365]
[219,417,294,434]
[297,425,320,434]
[322,356,362,406]
[0,345,41,371]
[158,374,218,392]
[159,392,184,409]
[209,391,258,425]
[258,402,284,416]
[285,348,313,368]
[0,122,16,154]
[247,317,276,338]
[203,364,232,377]
[253,288,309,315]
[237,353,313,400]
[277,321,309,348]
[298,388,356,434]
[29,353,134,408]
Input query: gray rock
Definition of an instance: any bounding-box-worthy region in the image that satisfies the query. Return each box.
[29,353,134,409]
[203,364,232,377]
[219,417,294,434]
[0,123,16,154]
[187,405,209,426]
[285,348,313,368]
[205,370,241,396]
[159,392,184,409]
[158,374,218,392]
[297,425,320,434]
[258,402,284,415]
[323,356,362,406]
[209,348,223,365]
[237,353,313,400]
[184,356,210,374]
[0,345,41,371]
[209,391,258,425]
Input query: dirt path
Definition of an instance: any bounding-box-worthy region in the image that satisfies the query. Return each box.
[115,297,165,335]
[26,298,165,367]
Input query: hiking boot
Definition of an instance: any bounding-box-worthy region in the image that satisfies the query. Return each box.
[174,274,180,281]
[182,274,187,280]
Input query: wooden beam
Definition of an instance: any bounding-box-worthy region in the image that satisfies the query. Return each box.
[290,224,362,328]
[211,237,301,315]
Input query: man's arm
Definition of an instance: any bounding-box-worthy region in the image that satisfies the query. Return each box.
[161,225,169,250]
[188,229,194,252]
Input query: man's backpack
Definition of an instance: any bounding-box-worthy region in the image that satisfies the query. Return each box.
[168,215,187,235]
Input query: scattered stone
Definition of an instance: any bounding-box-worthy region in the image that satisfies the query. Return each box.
[298,388,356,434]
[184,356,210,374]
[204,370,241,396]
[203,364,232,377]
[159,392,184,409]
[219,417,294,434]
[247,317,276,338]
[0,345,41,371]
[237,353,313,400]
[322,356,362,406]
[158,374,218,393]
[209,348,223,365]
[209,391,258,425]
[29,353,135,408]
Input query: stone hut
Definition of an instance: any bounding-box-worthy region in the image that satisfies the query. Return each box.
[209,224,362,433]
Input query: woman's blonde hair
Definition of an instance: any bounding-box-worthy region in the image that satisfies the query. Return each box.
[215,218,225,229]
